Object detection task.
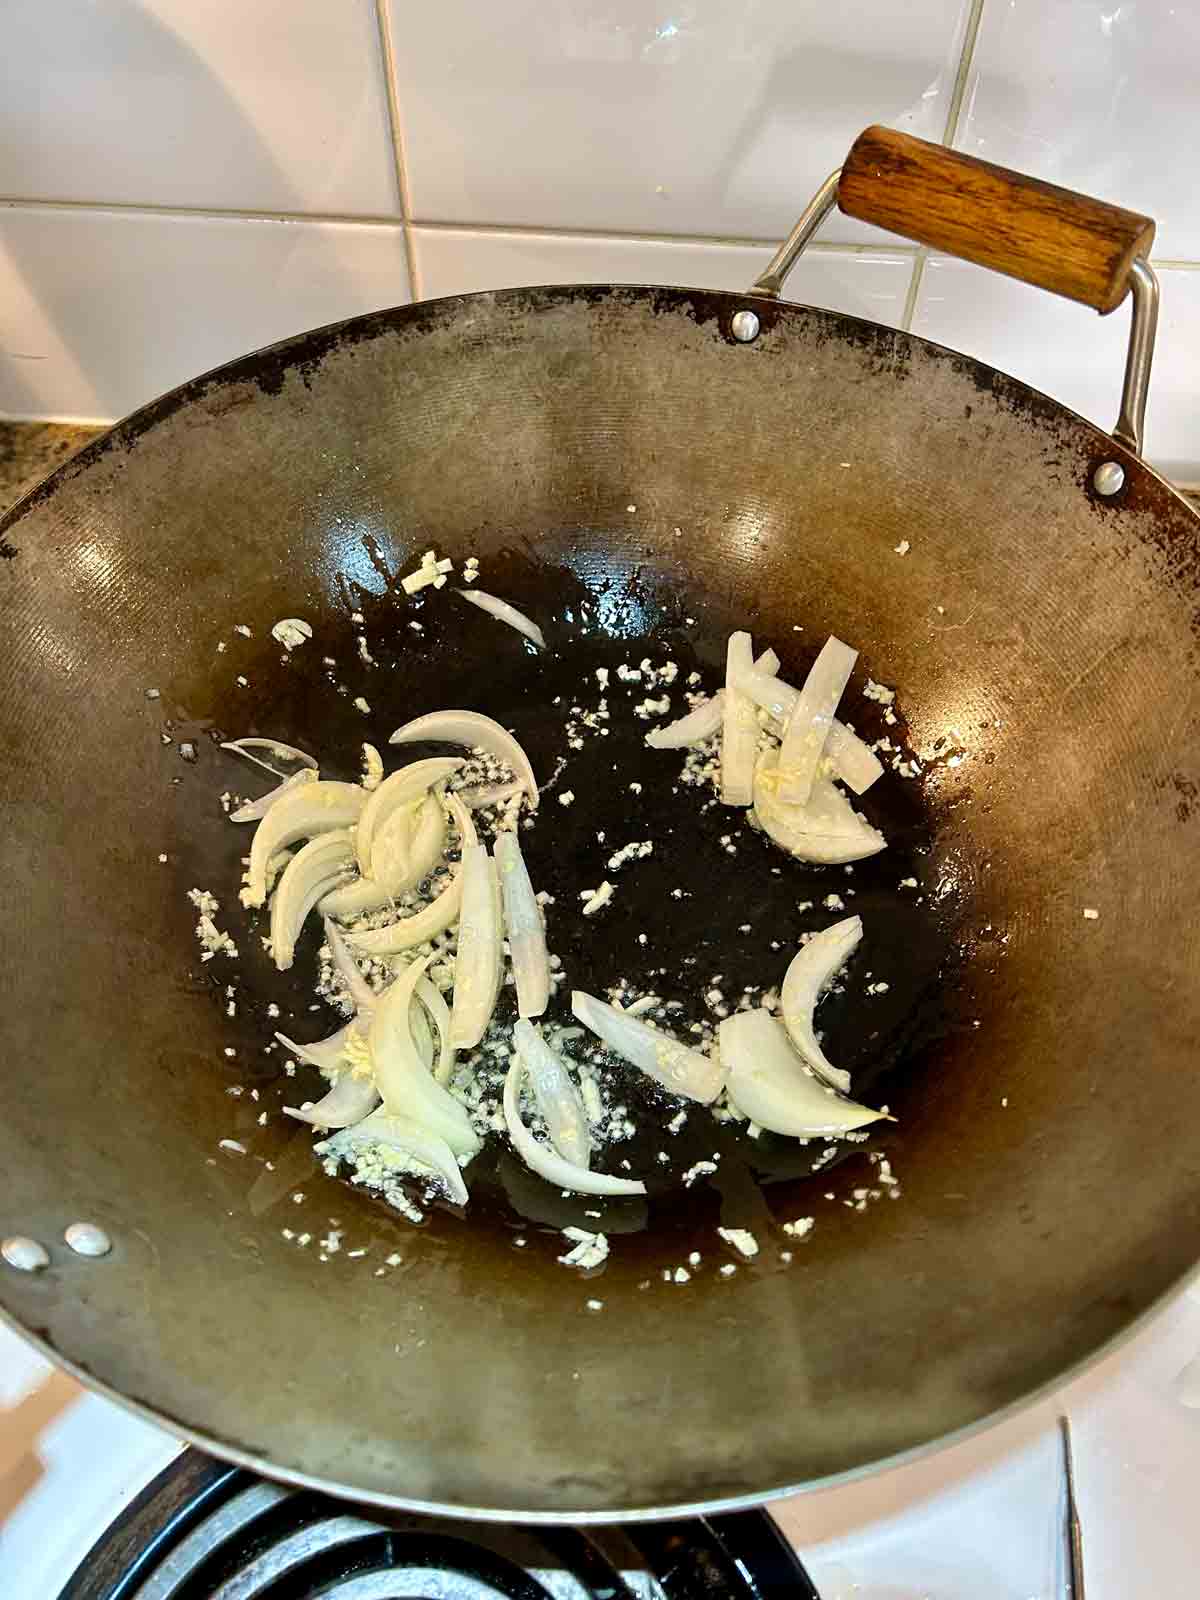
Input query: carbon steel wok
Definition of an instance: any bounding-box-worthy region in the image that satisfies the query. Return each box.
[2,128,1199,1520]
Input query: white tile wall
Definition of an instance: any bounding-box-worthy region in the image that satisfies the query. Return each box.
[1,0,398,216]
[385,0,974,244]
[956,0,1200,261]
[0,207,411,421]
[1,0,1196,476]
[413,228,913,326]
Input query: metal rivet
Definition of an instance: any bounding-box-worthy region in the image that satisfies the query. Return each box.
[730,309,761,344]
[1093,460,1126,497]
[2,1236,50,1272]
[64,1221,112,1258]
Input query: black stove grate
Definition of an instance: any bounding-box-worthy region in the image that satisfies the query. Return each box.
[58,1451,819,1600]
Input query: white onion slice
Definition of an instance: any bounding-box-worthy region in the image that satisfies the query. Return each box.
[826,723,885,795]
[720,1007,884,1135]
[329,1108,470,1206]
[495,830,549,1019]
[244,781,365,908]
[269,831,355,970]
[645,691,724,750]
[645,649,778,751]
[754,751,886,866]
[389,711,538,809]
[335,788,473,952]
[416,976,456,1084]
[571,991,726,1104]
[346,874,463,955]
[456,588,545,649]
[736,668,883,794]
[284,1074,379,1130]
[781,915,863,1092]
[321,791,447,920]
[409,991,435,1069]
[503,1057,645,1196]
[457,779,525,810]
[777,636,859,805]
[721,632,757,806]
[230,767,317,822]
[355,756,464,876]
[449,843,503,1049]
[445,788,479,850]
[275,1020,359,1076]
[514,1019,591,1167]
[221,738,318,780]
[369,955,480,1155]
[322,916,379,1017]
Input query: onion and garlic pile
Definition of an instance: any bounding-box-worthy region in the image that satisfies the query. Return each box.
[221,620,898,1215]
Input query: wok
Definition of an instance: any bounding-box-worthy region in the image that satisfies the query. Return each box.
[3,127,1199,1519]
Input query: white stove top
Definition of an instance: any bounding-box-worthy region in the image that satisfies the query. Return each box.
[4,1279,1200,1598]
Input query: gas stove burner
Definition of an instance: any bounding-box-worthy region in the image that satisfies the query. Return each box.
[59,1450,819,1599]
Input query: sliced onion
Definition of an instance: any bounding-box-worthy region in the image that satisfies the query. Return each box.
[266,859,300,906]
[456,588,545,649]
[416,976,456,1084]
[244,781,365,908]
[721,632,757,806]
[321,791,447,920]
[736,669,883,794]
[777,636,858,806]
[275,1020,360,1076]
[456,779,525,810]
[571,991,726,1104]
[284,1074,379,1130]
[735,667,795,725]
[449,843,503,1049]
[720,1007,884,1135]
[269,830,355,970]
[346,875,463,955]
[514,1019,591,1167]
[221,737,318,779]
[338,788,473,953]
[780,914,864,1092]
[329,1107,470,1206]
[503,1057,645,1196]
[409,991,435,1068]
[323,916,378,1016]
[389,711,538,809]
[369,954,480,1155]
[645,691,724,750]
[355,756,464,876]
[230,767,317,822]
[826,723,884,795]
[445,789,479,850]
[644,645,776,751]
[754,750,886,865]
[495,830,549,1019]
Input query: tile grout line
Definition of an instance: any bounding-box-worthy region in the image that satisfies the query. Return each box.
[372,0,420,300]
[901,0,988,333]
[0,195,406,227]
[2,184,1197,272]
[408,219,918,255]
[0,195,924,257]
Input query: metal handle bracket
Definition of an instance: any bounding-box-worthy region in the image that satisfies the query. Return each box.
[745,159,1159,461]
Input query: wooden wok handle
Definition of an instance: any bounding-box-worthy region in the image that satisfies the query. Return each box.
[838,125,1154,313]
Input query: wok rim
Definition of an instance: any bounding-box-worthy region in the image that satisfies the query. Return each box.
[2,281,1196,544]
[4,1252,1198,1523]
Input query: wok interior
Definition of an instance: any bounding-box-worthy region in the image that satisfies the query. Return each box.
[2,286,1198,1516]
